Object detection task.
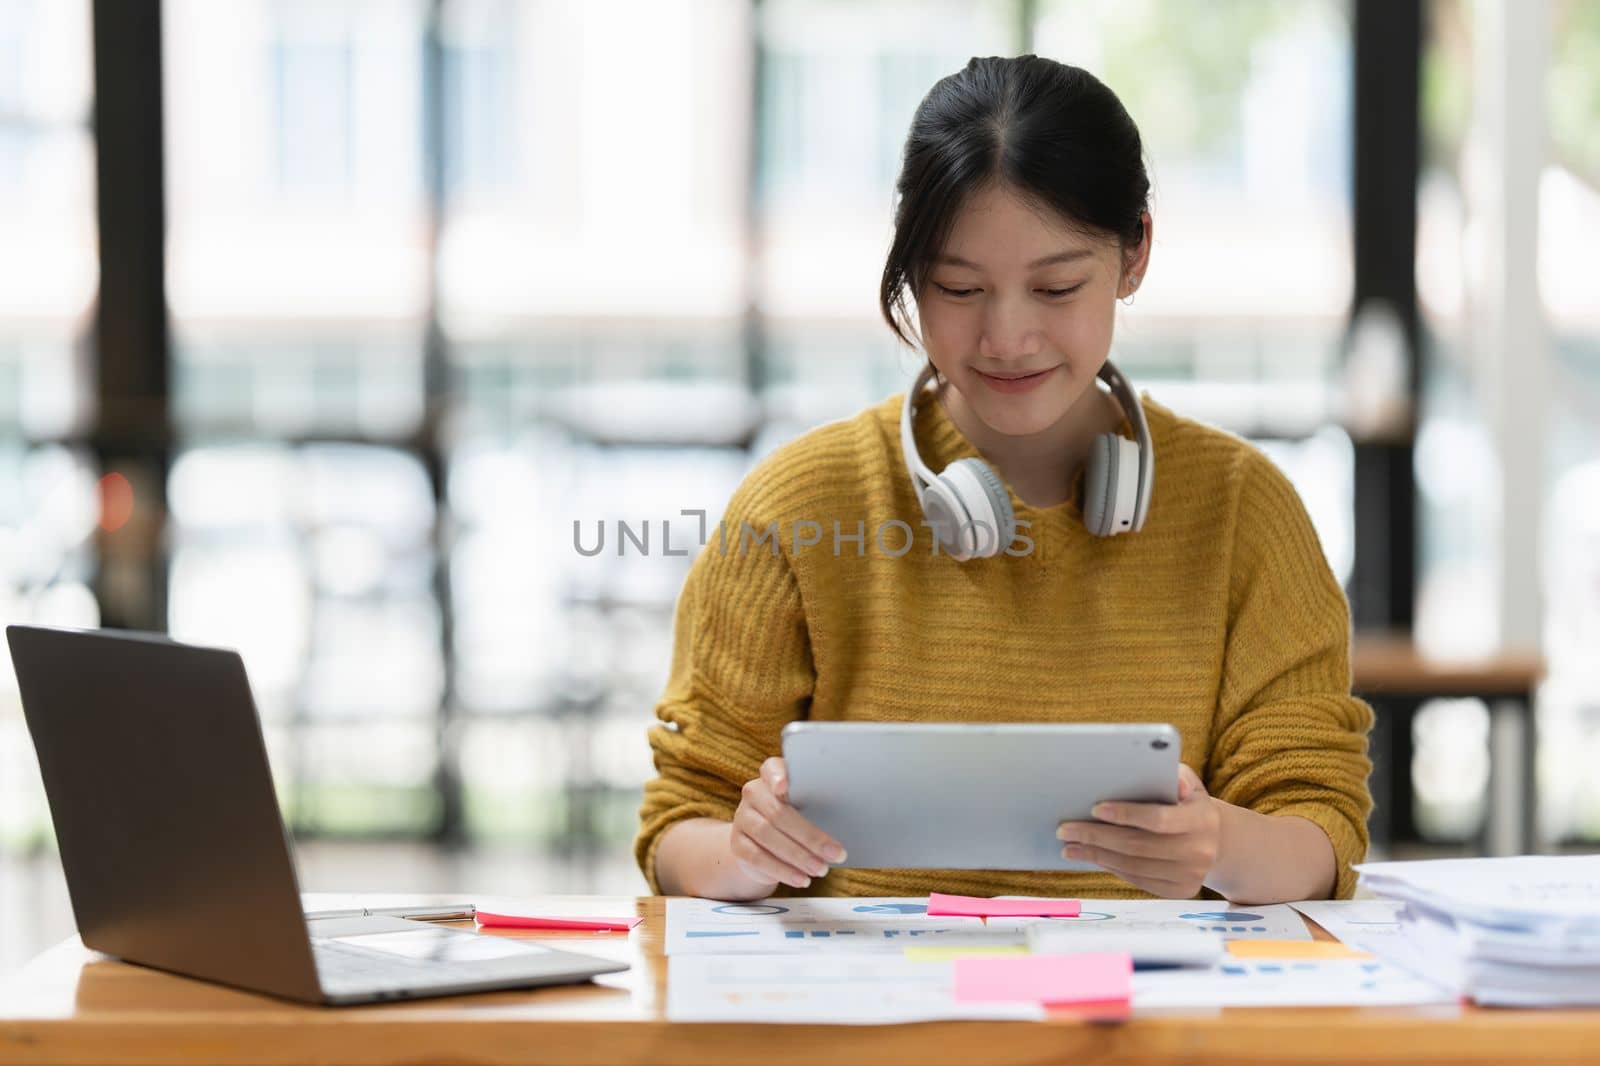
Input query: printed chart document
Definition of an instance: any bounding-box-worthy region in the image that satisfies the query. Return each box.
[666,954,1046,1024]
[1130,956,1459,1009]
[666,897,1312,955]
[664,896,1457,1017]
[665,897,1005,955]
[1288,899,1407,952]
[1027,927,1224,968]
[983,899,1313,941]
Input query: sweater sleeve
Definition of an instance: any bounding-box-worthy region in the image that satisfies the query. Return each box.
[633,481,816,895]
[1206,450,1375,900]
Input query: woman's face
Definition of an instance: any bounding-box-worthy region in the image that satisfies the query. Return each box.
[917,183,1149,437]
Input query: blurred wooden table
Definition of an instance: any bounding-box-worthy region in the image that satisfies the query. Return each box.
[1351,631,1545,853]
[4,894,1599,1065]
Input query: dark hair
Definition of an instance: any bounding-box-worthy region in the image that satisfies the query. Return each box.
[879,55,1151,348]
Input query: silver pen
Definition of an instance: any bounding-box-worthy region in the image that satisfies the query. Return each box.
[303,903,477,922]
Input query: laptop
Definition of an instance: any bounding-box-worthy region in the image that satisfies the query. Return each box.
[5,624,629,1006]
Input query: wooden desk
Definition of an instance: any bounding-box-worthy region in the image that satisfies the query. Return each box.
[3,895,1598,1065]
[1351,633,1545,854]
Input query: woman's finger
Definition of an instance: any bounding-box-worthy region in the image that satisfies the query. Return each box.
[761,756,789,800]
[1062,842,1183,883]
[746,771,845,866]
[1057,821,1171,859]
[733,848,812,890]
[1177,763,1207,801]
[767,802,845,865]
[1067,845,1193,897]
[736,802,832,880]
[1091,799,1189,834]
[731,815,816,889]
[745,761,845,872]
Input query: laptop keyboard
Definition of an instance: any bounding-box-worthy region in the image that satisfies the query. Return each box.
[313,939,461,995]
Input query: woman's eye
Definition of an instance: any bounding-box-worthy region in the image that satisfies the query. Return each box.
[932,283,1083,298]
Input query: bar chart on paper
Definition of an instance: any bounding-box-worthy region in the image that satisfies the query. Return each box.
[665,898,1005,955]
[983,899,1313,941]
[1132,956,1457,1008]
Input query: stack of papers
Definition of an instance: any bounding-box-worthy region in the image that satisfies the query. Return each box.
[1353,855,1600,1007]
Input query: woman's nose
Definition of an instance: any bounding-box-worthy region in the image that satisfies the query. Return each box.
[978,297,1044,360]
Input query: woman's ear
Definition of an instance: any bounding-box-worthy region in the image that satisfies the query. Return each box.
[1120,211,1153,298]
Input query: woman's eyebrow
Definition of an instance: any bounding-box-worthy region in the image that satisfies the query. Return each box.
[933,249,1094,270]
[1027,249,1094,268]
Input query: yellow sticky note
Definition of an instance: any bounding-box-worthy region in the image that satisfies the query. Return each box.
[1226,939,1372,960]
[904,945,1030,962]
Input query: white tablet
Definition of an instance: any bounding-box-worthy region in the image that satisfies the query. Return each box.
[781,721,1180,871]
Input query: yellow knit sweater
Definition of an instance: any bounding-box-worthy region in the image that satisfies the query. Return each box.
[635,386,1374,900]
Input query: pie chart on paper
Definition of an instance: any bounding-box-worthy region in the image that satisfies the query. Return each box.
[852,903,929,915]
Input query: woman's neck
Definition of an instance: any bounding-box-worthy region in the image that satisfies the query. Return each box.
[937,376,1125,509]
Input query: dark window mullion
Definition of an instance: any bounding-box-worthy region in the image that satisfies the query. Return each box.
[1349,0,1422,631]
[89,0,170,635]
[421,0,463,846]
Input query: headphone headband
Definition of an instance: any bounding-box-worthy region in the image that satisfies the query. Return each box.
[900,359,1155,549]
[1093,361,1156,530]
[899,367,939,511]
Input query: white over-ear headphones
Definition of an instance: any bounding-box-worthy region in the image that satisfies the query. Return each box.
[899,360,1155,559]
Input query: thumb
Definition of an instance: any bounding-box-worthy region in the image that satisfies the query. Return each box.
[762,757,789,801]
[1177,764,1206,801]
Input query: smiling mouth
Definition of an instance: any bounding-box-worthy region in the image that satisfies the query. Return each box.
[977,368,1055,381]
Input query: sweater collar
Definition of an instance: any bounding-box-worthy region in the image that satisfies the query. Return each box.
[910,376,1156,526]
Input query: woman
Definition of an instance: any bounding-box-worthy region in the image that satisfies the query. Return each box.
[634,55,1372,904]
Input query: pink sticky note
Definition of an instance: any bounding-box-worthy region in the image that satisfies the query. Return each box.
[927,892,1082,918]
[474,911,643,932]
[953,953,1132,1006]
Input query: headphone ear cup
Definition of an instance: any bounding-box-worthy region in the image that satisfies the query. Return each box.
[942,458,1016,558]
[1082,434,1118,537]
[1084,434,1142,537]
[920,478,971,558]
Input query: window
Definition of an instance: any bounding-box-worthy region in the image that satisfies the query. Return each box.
[442,0,519,203]
[0,0,95,852]
[754,0,1017,444]
[270,15,356,197]
[164,0,436,838]
[438,0,752,851]
[1033,0,1354,440]
[1540,0,1600,842]
[1413,0,1600,844]
[26,0,1569,876]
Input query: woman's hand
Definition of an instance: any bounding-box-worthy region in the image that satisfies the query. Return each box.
[730,757,847,891]
[1056,764,1221,898]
